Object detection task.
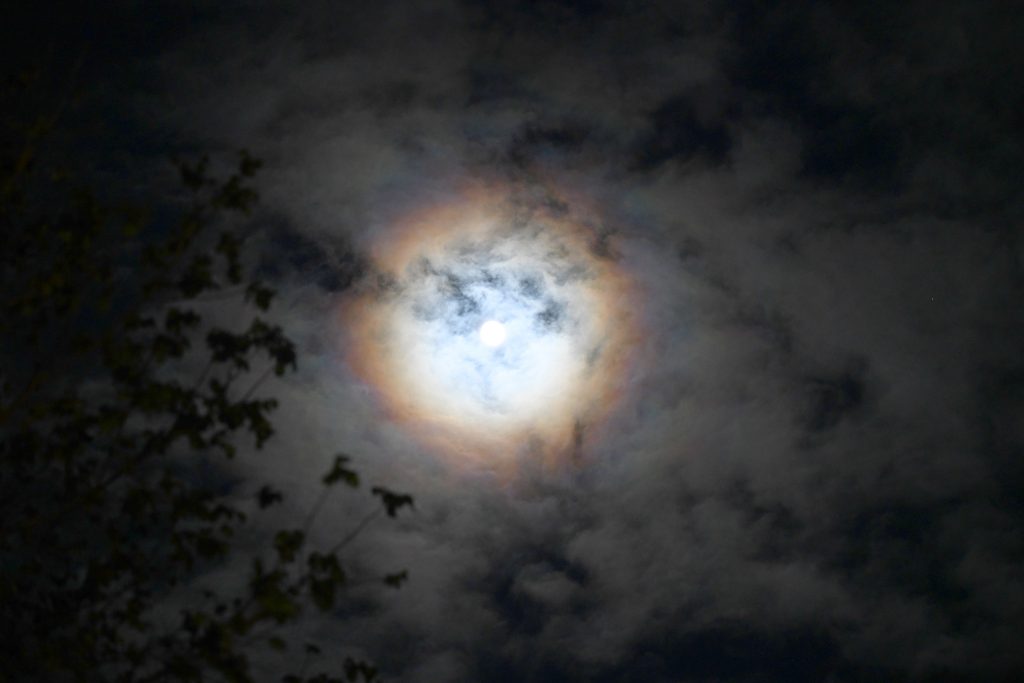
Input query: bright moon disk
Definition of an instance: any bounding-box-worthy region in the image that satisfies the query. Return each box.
[479,320,507,347]
[341,182,643,473]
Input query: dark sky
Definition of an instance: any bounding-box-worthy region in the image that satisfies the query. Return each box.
[8,1,1024,681]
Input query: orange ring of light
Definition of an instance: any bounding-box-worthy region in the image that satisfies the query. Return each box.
[340,179,643,475]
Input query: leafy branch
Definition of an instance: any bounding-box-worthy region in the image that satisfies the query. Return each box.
[0,83,412,683]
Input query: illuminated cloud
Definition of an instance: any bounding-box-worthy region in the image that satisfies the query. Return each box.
[341,182,643,473]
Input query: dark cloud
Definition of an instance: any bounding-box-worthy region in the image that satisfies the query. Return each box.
[534,299,566,333]
[801,361,868,433]
[14,0,1024,680]
[631,94,734,170]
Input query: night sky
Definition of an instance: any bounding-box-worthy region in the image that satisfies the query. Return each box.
[6,1,1024,681]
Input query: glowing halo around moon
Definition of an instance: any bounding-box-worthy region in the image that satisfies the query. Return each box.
[340,182,643,473]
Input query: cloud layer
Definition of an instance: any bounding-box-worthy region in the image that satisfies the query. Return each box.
[58,1,1024,680]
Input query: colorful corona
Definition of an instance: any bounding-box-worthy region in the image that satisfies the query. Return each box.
[340,180,643,474]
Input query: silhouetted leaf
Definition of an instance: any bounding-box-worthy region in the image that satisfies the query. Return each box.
[371,486,414,517]
[274,529,305,564]
[257,485,284,508]
[323,454,360,488]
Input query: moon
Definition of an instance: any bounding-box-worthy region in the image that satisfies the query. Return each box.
[479,320,507,347]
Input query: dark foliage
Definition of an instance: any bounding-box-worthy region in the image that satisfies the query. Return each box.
[0,76,411,682]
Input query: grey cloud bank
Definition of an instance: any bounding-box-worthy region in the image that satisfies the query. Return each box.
[15,1,1024,680]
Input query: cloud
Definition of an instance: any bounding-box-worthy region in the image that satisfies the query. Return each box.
[77,0,1024,679]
